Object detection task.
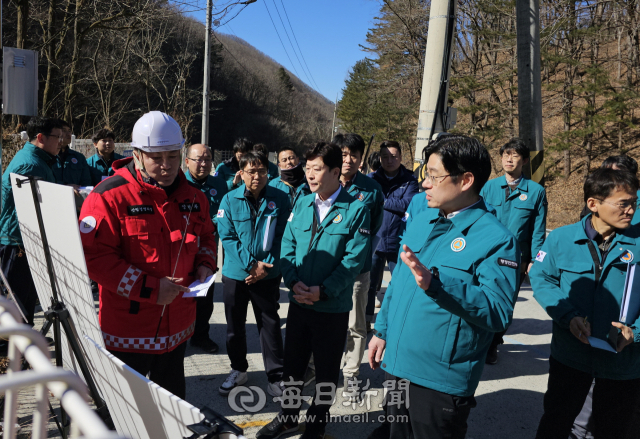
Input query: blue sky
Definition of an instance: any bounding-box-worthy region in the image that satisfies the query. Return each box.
[184,0,381,102]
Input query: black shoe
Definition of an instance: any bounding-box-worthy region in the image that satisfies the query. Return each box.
[256,416,298,439]
[367,421,390,439]
[300,425,325,439]
[190,337,219,353]
[485,345,498,365]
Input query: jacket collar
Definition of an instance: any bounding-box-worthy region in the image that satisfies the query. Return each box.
[24,142,57,166]
[374,164,411,183]
[575,214,636,246]
[428,198,489,235]
[501,174,529,192]
[114,157,191,201]
[233,184,278,200]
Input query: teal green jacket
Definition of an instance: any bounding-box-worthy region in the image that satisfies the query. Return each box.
[0,143,57,246]
[632,189,640,225]
[52,148,92,186]
[375,200,520,396]
[480,175,547,262]
[343,172,384,273]
[185,171,228,226]
[87,152,124,186]
[530,215,640,380]
[215,159,241,191]
[280,188,371,313]
[268,161,279,181]
[217,185,291,281]
[268,177,311,213]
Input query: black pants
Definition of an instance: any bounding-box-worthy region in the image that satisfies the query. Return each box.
[108,341,188,399]
[385,373,476,439]
[489,267,527,350]
[281,303,349,433]
[222,275,284,383]
[536,356,640,439]
[193,283,215,341]
[0,245,38,326]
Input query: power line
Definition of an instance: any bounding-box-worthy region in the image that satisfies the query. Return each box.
[277,0,323,93]
[269,0,318,93]
[262,0,301,79]
[212,33,252,75]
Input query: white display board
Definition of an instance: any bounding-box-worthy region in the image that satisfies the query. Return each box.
[11,174,103,375]
[85,336,207,439]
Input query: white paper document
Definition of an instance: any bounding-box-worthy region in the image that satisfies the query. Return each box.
[183,273,217,297]
[263,216,277,252]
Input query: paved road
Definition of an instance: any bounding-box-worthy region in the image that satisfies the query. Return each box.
[184,269,553,439]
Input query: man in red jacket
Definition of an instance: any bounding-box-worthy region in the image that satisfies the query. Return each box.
[79,111,217,399]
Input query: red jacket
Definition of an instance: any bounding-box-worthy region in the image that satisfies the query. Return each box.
[79,158,217,354]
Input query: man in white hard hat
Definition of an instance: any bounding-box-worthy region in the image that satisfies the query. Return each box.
[79,111,218,399]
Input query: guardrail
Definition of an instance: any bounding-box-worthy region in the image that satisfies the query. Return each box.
[0,296,127,439]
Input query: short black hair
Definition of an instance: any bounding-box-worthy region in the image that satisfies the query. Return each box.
[239,151,268,170]
[368,151,381,172]
[92,128,116,143]
[304,142,342,171]
[277,146,297,160]
[26,117,63,142]
[499,138,530,160]
[380,140,401,154]
[601,155,638,175]
[253,143,269,156]
[332,133,365,157]
[424,135,492,194]
[55,119,72,130]
[233,138,254,154]
[584,168,639,203]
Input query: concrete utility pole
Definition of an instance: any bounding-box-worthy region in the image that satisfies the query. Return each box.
[201,0,213,145]
[414,0,456,171]
[516,0,544,183]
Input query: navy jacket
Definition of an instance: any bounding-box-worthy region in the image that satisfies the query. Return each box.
[370,165,419,254]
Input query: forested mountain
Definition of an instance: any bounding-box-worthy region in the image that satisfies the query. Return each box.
[339,0,640,176]
[1,0,333,153]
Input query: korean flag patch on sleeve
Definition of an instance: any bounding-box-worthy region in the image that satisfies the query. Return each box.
[535,250,547,262]
[217,209,224,218]
[288,212,294,222]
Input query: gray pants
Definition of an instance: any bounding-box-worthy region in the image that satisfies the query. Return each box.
[342,271,370,377]
[570,381,594,439]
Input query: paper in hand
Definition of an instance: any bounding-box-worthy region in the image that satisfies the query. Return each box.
[183,274,217,298]
[587,336,617,353]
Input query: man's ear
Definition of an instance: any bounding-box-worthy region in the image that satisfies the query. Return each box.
[586,198,599,213]
[460,171,476,192]
[524,157,530,166]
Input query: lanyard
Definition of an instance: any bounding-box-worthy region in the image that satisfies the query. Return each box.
[586,240,603,284]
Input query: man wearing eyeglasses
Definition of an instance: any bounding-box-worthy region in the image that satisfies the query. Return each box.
[216,151,291,398]
[0,117,63,326]
[530,168,640,439]
[368,135,520,439]
[184,143,228,354]
[479,138,547,364]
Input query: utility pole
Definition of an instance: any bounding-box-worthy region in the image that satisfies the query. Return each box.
[413,0,456,176]
[201,0,213,145]
[330,93,337,140]
[516,0,544,183]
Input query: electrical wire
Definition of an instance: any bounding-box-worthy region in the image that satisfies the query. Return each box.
[262,0,301,78]
[213,33,253,75]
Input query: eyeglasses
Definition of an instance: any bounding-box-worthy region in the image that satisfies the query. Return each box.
[45,133,64,142]
[424,173,452,185]
[242,168,268,177]
[595,198,639,211]
[186,157,212,165]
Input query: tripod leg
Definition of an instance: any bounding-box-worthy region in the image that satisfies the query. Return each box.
[40,319,52,338]
[52,318,69,439]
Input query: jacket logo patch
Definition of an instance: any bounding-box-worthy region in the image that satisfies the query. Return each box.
[217,209,224,218]
[127,205,154,215]
[519,194,528,201]
[213,171,218,177]
[209,188,217,196]
[268,201,276,210]
[288,212,294,222]
[359,228,371,235]
[402,212,409,222]
[333,214,343,224]
[71,158,78,164]
[80,216,97,233]
[498,258,518,269]
[451,238,466,252]
[357,193,365,202]
[535,250,547,262]
[179,202,201,212]
[621,250,634,263]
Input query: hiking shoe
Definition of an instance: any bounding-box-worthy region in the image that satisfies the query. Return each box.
[219,370,248,395]
[267,380,286,397]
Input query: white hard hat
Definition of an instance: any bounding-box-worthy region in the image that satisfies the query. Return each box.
[131,111,185,152]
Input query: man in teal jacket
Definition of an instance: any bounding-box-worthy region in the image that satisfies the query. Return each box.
[184,143,228,354]
[253,143,280,180]
[87,128,124,186]
[51,119,92,187]
[333,133,384,395]
[0,117,63,326]
[530,168,640,439]
[269,146,310,213]
[215,137,252,190]
[368,135,520,439]
[257,142,370,439]
[480,138,547,364]
[217,151,291,398]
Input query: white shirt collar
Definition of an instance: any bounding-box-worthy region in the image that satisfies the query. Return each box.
[444,199,482,219]
[315,186,341,222]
